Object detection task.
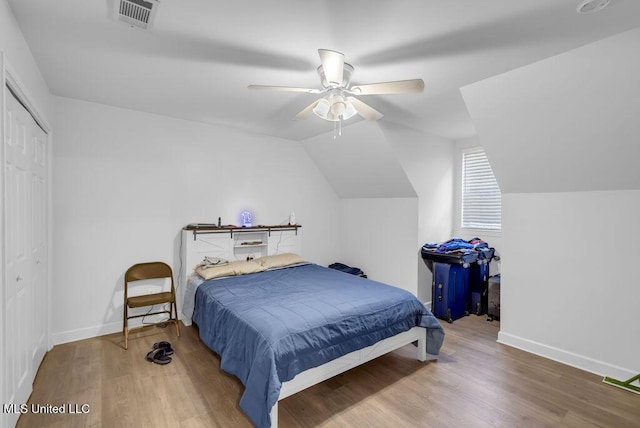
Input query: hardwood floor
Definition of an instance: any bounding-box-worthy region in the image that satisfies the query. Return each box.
[17,316,640,427]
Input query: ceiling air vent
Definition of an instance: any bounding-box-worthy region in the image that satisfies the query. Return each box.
[116,0,159,30]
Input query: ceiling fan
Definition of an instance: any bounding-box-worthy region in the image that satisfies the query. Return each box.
[248,49,424,130]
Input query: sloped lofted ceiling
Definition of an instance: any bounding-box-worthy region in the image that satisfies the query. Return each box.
[8,0,640,143]
[302,121,416,199]
[461,27,640,194]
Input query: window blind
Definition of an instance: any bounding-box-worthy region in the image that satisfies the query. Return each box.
[462,149,501,230]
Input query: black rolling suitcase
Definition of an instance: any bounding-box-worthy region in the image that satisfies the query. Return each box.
[469,247,494,315]
[487,274,501,321]
[469,262,489,315]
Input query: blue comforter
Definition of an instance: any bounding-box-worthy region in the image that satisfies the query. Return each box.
[192,263,444,428]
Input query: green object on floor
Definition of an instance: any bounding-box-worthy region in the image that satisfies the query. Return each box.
[602,373,640,394]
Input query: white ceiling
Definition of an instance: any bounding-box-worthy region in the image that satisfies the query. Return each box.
[8,0,640,141]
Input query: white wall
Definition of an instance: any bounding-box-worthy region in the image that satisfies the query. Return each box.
[0,0,51,119]
[380,122,455,302]
[303,121,456,302]
[52,96,341,344]
[461,28,640,379]
[302,122,421,298]
[501,191,640,379]
[339,198,419,295]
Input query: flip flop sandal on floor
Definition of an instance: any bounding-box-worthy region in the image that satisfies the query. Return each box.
[145,348,172,365]
[152,341,174,356]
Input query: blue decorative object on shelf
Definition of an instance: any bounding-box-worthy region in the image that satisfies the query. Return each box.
[241,211,252,228]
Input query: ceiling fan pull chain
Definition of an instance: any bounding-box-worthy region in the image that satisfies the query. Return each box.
[333,116,343,139]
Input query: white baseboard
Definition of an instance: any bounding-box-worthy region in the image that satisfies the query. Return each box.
[498,331,637,381]
[52,312,179,346]
[52,321,122,345]
[52,316,183,346]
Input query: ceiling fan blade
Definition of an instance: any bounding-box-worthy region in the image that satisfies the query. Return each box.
[248,85,320,94]
[318,49,344,86]
[351,79,424,95]
[293,100,320,120]
[347,97,384,121]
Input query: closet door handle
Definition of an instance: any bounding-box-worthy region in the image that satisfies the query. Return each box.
[36,259,41,264]
[16,275,22,282]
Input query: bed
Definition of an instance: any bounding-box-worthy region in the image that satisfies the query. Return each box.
[182,255,445,428]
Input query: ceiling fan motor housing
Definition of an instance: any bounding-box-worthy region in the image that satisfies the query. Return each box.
[318,63,354,89]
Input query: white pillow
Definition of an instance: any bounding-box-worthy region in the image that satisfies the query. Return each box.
[196,260,266,280]
[254,253,306,269]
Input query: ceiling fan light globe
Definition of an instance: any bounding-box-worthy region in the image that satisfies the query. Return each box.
[312,98,330,119]
[330,101,347,116]
[322,102,357,122]
[343,101,357,120]
[329,93,342,101]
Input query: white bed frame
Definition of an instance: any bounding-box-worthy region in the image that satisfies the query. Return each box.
[271,326,433,427]
[179,226,436,427]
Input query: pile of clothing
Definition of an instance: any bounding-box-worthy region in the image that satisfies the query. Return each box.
[423,237,489,253]
[421,237,495,266]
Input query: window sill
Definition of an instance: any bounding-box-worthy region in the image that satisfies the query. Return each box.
[455,227,502,238]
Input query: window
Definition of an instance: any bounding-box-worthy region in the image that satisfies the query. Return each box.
[461,148,501,231]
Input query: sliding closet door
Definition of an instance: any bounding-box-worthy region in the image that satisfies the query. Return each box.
[3,85,48,419]
[31,119,48,370]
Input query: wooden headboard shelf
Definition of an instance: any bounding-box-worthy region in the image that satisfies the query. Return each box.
[184,224,301,240]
